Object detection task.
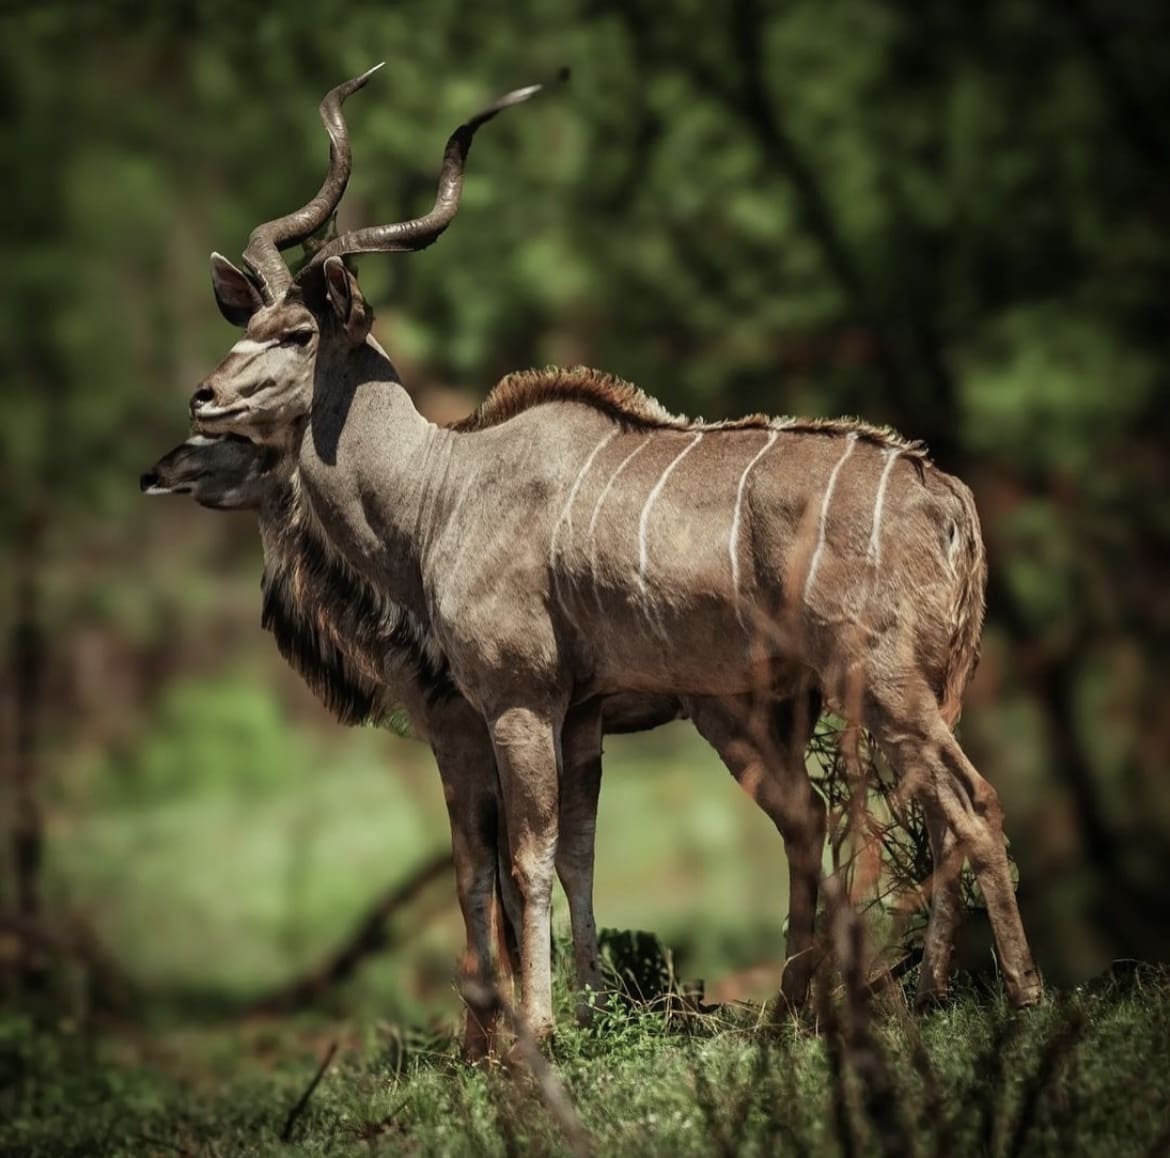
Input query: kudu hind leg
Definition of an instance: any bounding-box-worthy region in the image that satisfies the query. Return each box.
[686,688,825,1012]
[915,800,963,1006]
[490,704,563,1040]
[869,688,1042,1008]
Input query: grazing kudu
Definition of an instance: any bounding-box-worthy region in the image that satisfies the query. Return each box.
[184,69,1041,1036]
[141,434,825,1049]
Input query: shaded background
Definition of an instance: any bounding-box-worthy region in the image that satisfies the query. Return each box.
[2,0,1169,1024]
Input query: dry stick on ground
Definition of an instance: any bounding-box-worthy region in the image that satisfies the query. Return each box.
[280,1040,339,1142]
[250,851,451,1014]
[822,874,913,1158]
[461,978,593,1158]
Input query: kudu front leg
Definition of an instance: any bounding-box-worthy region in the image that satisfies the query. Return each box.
[556,700,607,1022]
[431,735,509,1061]
[489,704,563,1040]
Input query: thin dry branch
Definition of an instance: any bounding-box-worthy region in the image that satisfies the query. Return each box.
[280,1040,338,1142]
[250,851,451,1014]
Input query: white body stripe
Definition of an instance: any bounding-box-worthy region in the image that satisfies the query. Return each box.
[866,448,900,566]
[803,434,859,602]
[588,437,652,612]
[729,430,778,628]
[550,430,618,566]
[636,433,704,640]
[230,338,279,356]
[549,431,618,623]
[637,433,704,593]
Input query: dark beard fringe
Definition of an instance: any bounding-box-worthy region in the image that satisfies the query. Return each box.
[259,486,457,728]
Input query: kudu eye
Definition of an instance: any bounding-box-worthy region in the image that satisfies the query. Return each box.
[281,329,314,348]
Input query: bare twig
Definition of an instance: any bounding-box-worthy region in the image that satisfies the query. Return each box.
[1004,1006,1086,1158]
[132,1134,194,1156]
[279,1040,338,1143]
[250,851,451,1013]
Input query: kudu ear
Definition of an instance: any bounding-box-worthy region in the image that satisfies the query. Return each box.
[210,253,264,327]
[323,256,373,344]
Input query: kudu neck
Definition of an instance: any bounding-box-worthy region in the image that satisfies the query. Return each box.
[299,332,443,627]
[307,335,423,462]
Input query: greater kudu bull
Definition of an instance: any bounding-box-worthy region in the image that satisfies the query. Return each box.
[184,68,1041,1036]
[142,433,823,1054]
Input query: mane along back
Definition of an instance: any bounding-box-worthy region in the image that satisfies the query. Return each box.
[453,366,694,432]
[454,365,931,463]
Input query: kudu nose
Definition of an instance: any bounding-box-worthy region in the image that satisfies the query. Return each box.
[190,385,215,412]
[139,471,160,492]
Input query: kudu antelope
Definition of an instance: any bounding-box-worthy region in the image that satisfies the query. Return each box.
[142,434,827,1049]
[145,74,830,1046]
[184,68,1041,1036]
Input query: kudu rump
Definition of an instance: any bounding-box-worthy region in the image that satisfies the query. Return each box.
[166,66,1039,1037]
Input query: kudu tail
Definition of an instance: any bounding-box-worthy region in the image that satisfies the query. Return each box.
[939,477,988,729]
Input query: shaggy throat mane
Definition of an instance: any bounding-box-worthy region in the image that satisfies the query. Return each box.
[260,482,456,727]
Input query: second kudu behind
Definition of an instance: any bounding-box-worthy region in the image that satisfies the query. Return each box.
[181,66,1041,1037]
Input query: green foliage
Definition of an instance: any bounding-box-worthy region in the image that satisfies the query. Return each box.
[91,673,317,805]
[960,305,1155,477]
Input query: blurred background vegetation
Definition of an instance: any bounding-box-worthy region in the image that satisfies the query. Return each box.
[2,0,1169,1029]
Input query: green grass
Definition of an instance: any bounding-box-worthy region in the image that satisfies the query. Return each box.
[5,969,1170,1156]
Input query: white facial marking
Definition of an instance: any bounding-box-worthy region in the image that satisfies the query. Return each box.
[588,437,652,613]
[729,430,778,628]
[866,448,900,567]
[803,433,859,602]
[191,402,243,418]
[230,338,279,356]
[186,434,223,447]
[143,484,174,496]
